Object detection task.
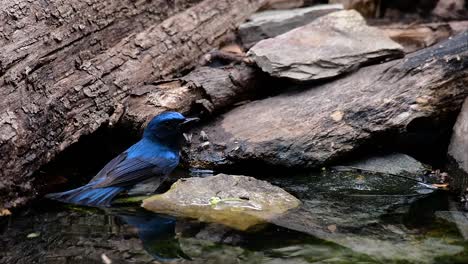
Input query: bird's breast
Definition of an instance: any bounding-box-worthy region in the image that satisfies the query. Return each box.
[127,139,179,161]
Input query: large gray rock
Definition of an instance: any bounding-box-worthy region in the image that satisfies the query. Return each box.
[184,32,468,170]
[142,174,300,230]
[248,10,404,81]
[239,4,343,48]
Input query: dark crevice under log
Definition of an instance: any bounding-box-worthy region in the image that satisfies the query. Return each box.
[0,0,267,209]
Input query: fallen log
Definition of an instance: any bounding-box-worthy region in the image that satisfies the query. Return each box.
[0,0,267,208]
[122,63,262,131]
[184,31,468,170]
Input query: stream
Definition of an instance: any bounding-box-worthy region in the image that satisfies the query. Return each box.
[1,170,467,264]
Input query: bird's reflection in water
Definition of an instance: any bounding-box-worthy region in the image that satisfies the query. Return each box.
[103,207,191,261]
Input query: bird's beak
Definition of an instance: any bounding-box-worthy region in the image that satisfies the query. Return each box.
[180,117,200,126]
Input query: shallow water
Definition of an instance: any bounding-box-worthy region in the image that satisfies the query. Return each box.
[1,170,467,264]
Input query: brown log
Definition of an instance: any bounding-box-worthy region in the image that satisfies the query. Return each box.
[183,31,468,170]
[0,0,266,208]
[122,64,261,131]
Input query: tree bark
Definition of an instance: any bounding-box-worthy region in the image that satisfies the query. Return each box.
[0,0,266,208]
[183,31,468,171]
[122,64,261,131]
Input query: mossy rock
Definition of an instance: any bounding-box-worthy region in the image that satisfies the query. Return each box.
[142,174,300,230]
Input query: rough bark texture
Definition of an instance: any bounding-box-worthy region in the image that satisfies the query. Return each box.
[0,0,266,208]
[184,31,468,170]
[122,64,261,131]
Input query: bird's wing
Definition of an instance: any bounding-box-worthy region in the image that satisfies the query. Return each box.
[90,153,128,182]
[92,154,178,188]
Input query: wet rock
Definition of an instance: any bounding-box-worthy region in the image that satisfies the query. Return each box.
[330,0,380,17]
[435,209,468,240]
[449,98,468,176]
[239,4,343,48]
[333,153,428,177]
[142,174,300,230]
[248,10,404,81]
[182,65,261,112]
[267,171,465,262]
[448,97,468,194]
[184,32,468,169]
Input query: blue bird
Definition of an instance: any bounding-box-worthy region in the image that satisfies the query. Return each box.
[46,112,198,207]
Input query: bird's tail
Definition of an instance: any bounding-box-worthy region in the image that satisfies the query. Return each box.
[45,184,124,207]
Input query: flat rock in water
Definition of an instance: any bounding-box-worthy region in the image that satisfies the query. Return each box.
[265,171,464,262]
[248,10,404,81]
[333,153,428,177]
[141,174,300,230]
[239,4,343,48]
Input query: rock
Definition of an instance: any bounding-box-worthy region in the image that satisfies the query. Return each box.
[333,153,428,177]
[260,0,305,10]
[436,200,468,240]
[184,32,468,170]
[449,98,468,175]
[142,174,300,230]
[379,22,465,53]
[248,10,404,81]
[330,0,380,17]
[448,97,468,192]
[269,170,463,263]
[433,0,468,19]
[267,170,464,263]
[239,4,343,48]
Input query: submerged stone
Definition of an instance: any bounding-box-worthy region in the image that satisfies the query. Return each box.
[333,153,428,177]
[267,170,466,262]
[249,10,403,81]
[141,174,300,230]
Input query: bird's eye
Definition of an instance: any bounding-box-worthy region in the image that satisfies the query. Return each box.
[163,120,174,127]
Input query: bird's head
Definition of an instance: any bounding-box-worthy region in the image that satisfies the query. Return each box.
[143,112,198,143]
